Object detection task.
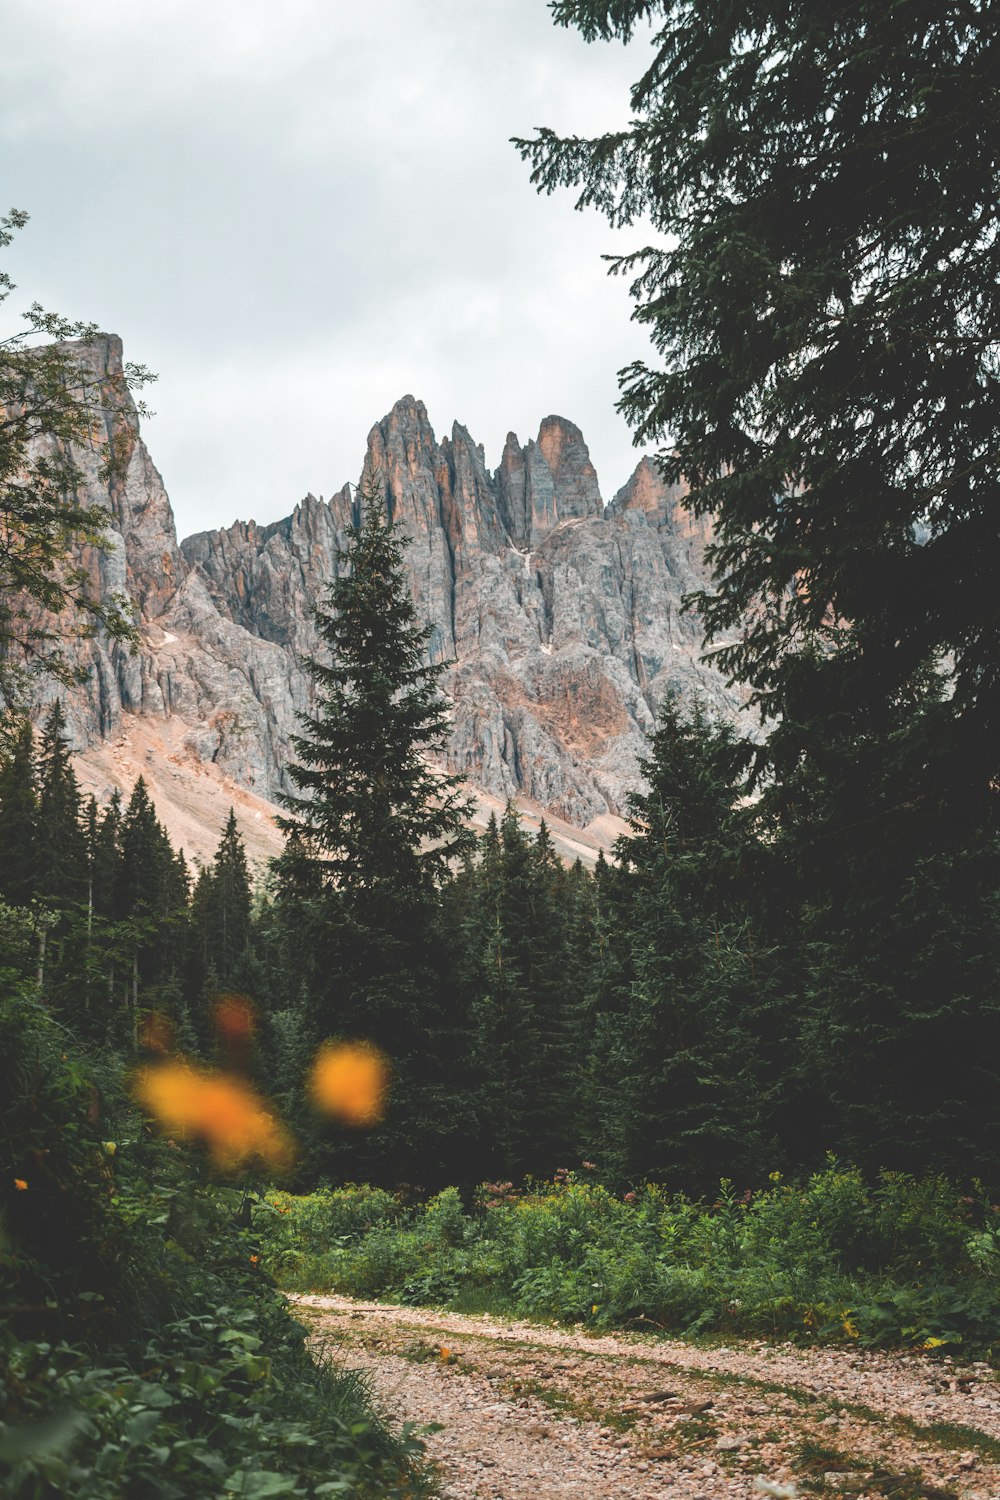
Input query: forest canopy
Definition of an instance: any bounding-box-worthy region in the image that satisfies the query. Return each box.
[515,0,1000,817]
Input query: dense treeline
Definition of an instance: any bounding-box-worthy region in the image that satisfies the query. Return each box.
[4,1,996,1485]
[4,668,998,1196]
[3,0,997,1210]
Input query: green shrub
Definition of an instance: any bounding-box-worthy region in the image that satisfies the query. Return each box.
[0,983,431,1499]
[257,1163,1000,1358]
[257,1186,403,1289]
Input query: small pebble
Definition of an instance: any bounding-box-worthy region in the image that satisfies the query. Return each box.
[294,1293,1000,1500]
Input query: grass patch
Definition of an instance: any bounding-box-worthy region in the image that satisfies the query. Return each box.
[669,1414,719,1449]
[891,1418,1000,1464]
[795,1440,959,1499]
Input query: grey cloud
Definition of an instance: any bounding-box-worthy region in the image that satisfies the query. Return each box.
[1,0,656,541]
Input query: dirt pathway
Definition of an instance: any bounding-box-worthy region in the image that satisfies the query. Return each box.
[294,1294,1000,1500]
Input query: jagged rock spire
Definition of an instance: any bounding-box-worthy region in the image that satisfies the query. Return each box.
[36,354,742,831]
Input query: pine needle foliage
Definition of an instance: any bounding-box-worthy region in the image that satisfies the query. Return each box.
[0,717,37,907]
[35,701,87,908]
[514,2,1000,803]
[279,475,474,906]
[594,698,778,1190]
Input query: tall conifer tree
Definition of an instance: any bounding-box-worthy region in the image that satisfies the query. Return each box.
[279,476,473,908]
[517,6,1000,1184]
[277,477,475,1183]
[461,806,593,1178]
[89,790,121,920]
[516,2,999,812]
[592,699,777,1191]
[194,808,254,988]
[116,778,189,1021]
[0,719,37,907]
[35,701,86,908]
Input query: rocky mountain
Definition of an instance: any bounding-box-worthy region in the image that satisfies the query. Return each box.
[41,337,747,859]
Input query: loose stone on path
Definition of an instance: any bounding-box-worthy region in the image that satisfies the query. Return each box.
[294,1293,1000,1500]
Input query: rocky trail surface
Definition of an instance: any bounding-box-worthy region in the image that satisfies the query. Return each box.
[293,1294,1000,1500]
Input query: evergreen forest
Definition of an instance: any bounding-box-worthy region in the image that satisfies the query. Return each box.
[2,0,999,1494]
[3,510,998,1200]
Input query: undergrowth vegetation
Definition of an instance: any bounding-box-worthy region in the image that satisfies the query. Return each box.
[0,985,430,1498]
[256,1168,1000,1358]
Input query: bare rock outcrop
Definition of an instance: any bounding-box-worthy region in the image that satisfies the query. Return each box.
[34,339,748,833]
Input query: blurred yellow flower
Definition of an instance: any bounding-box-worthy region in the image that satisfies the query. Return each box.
[139,1010,175,1055]
[214,994,256,1047]
[308,1041,388,1126]
[13,1178,27,1191]
[132,1059,295,1173]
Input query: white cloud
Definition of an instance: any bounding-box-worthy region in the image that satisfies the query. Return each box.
[1,0,659,539]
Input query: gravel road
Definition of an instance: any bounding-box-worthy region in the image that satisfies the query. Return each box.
[294,1294,1000,1500]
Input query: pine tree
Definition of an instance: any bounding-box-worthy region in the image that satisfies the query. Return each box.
[461,806,591,1179]
[592,699,778,1191]
[467,808,538,1176]
[279,476,474,911]
[772,689,1000,1179]
[191,808,254,991]
[517,2,1000,1185]
[184,810,257,1053]
[116,778,189,1025]
[90,789,121,920]
[516,3,1000,813]
[500,811,578,1171]
[257,829,328,1046]
[615,698,753,893]
[553,854,599,1156]
[575,846,633,1164]
[35,701,86,909]
[117,779,166,924]
[185,864,217,1046]
[0,718,37,906]
[211,810,252,977]
[275,478,476,1184]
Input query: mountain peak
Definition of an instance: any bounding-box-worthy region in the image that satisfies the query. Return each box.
[37,357,743,845]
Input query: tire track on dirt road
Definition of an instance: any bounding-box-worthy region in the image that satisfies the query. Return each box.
[294,1294,1000,1500]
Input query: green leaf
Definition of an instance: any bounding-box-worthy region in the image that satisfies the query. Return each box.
[124,1409,163,1445]
[224,1471,301,1498]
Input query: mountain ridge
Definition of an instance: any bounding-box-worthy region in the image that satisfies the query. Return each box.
[36,337,748,861]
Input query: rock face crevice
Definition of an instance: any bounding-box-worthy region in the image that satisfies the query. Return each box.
[44,338,747,829]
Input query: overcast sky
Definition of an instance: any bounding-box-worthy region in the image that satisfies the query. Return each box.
[2,0,657,542]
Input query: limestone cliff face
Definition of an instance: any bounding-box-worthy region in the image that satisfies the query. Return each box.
[44,341,746,831]
[44,338,305,795]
